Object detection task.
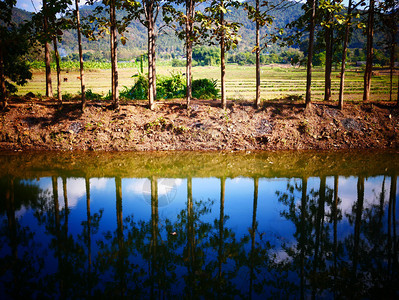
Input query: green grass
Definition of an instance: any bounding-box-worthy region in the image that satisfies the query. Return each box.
[16,64,397,102]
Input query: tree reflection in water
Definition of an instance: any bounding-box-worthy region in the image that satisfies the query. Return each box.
[0,173,398,298]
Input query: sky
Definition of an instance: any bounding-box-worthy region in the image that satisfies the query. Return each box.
[16,0,42,12]
[16,0,354,13]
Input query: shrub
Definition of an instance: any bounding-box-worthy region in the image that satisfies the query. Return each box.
[85,89,103,100]
[157,72,186,99]
[192,78,219,99]
[171,59,186,67]
[120,74,148,100]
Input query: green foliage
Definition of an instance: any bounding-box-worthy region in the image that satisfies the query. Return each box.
[85,89,103,100]
[192,78,219,99]
[171,59,186,67]
[0,24,32,97]
[120,74,148,100]
[203,0,242,51]
[157,72,186,99]
[120,72,219,100]
[193,46,220,66]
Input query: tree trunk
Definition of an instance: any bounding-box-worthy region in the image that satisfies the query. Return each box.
[305,0,316,109]
[389,31,395,102]
[43,0,53,98]
[363,0,375,102]
[324,10,333,102]
[397,73,399,107]
[255,0,261,109]
[338,0,353,110]
[53,37,62,105]
[152,26,157,101]
[110,0,119,110]
[148,7,156,110]
[75,0,86,111]
[0,45,7,109]
[186,0,193,108]
[220,2,226,109]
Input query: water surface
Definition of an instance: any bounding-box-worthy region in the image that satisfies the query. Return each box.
[0,151,398,299]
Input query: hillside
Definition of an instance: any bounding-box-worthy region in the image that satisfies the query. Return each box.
[11,1,383,59]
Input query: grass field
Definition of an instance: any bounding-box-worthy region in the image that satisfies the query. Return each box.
[17,64,398,102]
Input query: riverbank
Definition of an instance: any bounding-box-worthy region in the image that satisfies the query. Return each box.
[1,98,398,151]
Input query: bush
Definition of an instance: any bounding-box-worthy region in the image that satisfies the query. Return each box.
[85,89,103,100]
[192,78,219,99]
[120,74,148,100]
[157,72,186,99]
[121,73,186,100]
[120,73,218,100]
[171,59,186,67]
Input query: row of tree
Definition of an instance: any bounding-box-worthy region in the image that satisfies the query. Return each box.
[0,0,398,111]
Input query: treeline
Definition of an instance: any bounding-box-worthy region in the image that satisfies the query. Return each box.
[0,0,398,111]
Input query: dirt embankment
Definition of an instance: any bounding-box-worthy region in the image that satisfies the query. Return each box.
[0,98,398,151]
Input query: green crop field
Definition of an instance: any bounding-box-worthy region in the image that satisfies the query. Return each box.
[17,64,397,102]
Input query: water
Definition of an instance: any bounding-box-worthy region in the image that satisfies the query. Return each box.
[0,151,398,299]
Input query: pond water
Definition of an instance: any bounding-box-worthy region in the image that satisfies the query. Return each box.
[0,151,398,299]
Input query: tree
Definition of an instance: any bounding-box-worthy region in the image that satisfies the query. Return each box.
[284,0,318,109]
[0,0,32,109]
[164,0,207,108]
[338,0,355,109]
[244,0,272,108]
[48,0,72,106]
[74,0,86,110]
[376,0,399,103]
[125,0,165,110]
[363,0,375,102]
[110,0,119,109]
[244,0,292,108]
[305,0,316,109]
[319,0,345,102]
[42,0,53,98]
[85,0,129,110]
[204,0,241,109]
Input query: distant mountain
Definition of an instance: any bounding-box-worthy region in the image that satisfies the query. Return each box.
[11,1,378,60]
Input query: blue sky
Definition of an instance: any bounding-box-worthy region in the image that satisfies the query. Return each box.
[16,0,42,12]
[16,0,354,13]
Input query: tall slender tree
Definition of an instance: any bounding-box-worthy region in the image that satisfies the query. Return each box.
[204,0,241,109]
[42,0,53,98]
[338,0,354,109]
[110,0,119,109]
[376,0,399,103]
[74,0,86,110]
[363,0,375,102]
[305,0,316,110]
[128,0,165,110]
[244,1,273,108]
[164,0,207,108]
[85,0,130,110]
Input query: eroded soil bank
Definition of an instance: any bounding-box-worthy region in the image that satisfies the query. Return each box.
[0,98,398,151]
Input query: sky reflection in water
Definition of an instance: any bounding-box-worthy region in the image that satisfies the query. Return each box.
[0,151,398,299]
